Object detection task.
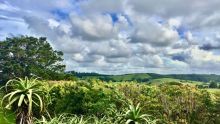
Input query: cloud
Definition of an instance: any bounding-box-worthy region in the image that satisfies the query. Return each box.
[198,32,220,51]
[169,46,220,70]
[80,0,123,14]
[130,19,179,46]
[0,1,20,12]
[126,0,220,18]
[200,43,220,50]
[2,0,220,74]
[0,16,29,40]
[69,13,119,41]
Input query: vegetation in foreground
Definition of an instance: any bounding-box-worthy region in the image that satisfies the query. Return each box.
[1,77,220,124]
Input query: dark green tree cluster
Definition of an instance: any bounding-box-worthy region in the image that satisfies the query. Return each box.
[209,81,218,88]
[0,36,66,82]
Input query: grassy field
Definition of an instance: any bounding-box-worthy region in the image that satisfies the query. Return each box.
[206,88,220,93]
[148,78,204,85]
[148,78,181,85]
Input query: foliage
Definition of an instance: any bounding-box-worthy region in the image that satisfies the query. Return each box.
[46,80,220,124]
[35,114,88,124]
[35,103,157,124]
[0,36,66,82]
[123,103,157,124]
[157,84,214,123]
[209,81,218,88]
[1,78,219,124]
[48,80,128,117]
[1,77,49,124]
[35,114,112,124]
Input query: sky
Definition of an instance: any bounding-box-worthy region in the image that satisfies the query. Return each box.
[1,0,220,74]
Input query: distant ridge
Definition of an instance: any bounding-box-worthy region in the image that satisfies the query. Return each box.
[67,71,220,83]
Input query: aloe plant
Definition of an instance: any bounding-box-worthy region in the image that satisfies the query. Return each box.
[1,77,48,124]
[124,103,157,124]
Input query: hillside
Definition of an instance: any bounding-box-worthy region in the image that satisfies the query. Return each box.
[68,71,220,83]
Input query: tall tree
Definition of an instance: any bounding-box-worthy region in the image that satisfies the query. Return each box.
[0,36,65,82]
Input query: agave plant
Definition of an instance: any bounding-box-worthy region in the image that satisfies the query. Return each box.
[1,77,48,124]
[123,103,157,124]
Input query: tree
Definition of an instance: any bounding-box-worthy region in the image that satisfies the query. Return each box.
[209,81,218,88]
[1,77,49,124]
[0,36,65,82]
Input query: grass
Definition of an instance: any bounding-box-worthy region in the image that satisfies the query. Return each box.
[148,78,204,86]
[148,78,180,85]
[206,88,220,93]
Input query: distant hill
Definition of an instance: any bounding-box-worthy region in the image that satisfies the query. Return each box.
[67,71,220,83]
[164,74,220,82]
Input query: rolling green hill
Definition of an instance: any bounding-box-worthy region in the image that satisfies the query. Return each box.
[148,78,204,86]
[68,71,220,84]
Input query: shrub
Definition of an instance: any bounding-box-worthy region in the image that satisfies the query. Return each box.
[48,80,127,117]
[45,80,218,124]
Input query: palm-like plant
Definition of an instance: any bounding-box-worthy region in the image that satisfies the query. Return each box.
[1,77,48,124]
[124,103,157,124]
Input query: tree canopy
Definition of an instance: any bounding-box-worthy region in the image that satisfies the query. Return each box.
[0,36,65,82]
[209,81,218,88]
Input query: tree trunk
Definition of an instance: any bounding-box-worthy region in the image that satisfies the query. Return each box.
[16,106,33,124]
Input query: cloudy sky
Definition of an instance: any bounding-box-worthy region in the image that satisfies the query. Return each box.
[1,0,220,74]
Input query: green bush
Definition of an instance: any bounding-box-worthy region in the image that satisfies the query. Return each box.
[45,80,219,124]
[48,80,127,117]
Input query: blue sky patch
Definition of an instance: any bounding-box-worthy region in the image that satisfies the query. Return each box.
[51,9,69,20]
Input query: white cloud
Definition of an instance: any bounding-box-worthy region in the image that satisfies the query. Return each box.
[0,1,20,12]
[48,19,60,28]
[2,0,220,74]
[168,18,182,28]
[190,47,220,63]
[69,13,129,41]
[80,0,123,14]
[130,18,179,46]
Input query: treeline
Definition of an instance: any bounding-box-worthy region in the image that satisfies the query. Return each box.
[68,71,105,78]
[165,74,220,83]
[69,71,220,83]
